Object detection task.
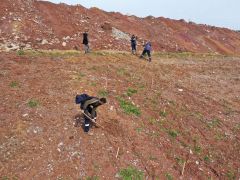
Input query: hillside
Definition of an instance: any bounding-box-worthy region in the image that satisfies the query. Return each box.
[0,51,240,179]
[1,0,240,54]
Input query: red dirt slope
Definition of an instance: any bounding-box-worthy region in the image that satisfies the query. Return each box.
[0,0,240,55]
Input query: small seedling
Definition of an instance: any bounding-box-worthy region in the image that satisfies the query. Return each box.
[27,99,39,108]
[77,73,85,80]
[10,81,19,88]
[98,89,109,97]
[136,127,143,133]
[194,145,202,154]
[204,155,211,163]
[86,176,99,180]
[90,82,97,87]
[119,166,144,180]
[17,50,24,56]
[160,110,167,117]
[168,129,178,138]
[148,118,157,125]
[165,173,173,180]
[214,132,226,141]
[126,88,137,97]
[207,118,221,128]
[175,157,185,165]
[226,171,236,180]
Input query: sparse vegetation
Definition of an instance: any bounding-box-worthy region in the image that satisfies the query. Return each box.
[226,171,236,180]
[10,81,19,88]
[175,157,185,165]
[160,110,167,117]
[86,176,99,180]
[119,167,144,180]
[17,50,25,56]
[194,145,202,154]
[98,89,109,97]
[136,127,143,133]
[214,132,227,141]
[207,118,221,128]
[118,98,141,116]
[165,173,173,180]
[27,99,39,108]
[203,155,211,163]
[126,88,138,97]
[90,82,97,87]
[168,129,178,138]
[29,50,81,58]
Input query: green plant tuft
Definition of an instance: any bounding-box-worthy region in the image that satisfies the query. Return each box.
[28,99,39,108]
[165,173,173,180]
[98,89,109,97]
[10,81,19,88]
[86,176,99,180]
[119,167,144,180]
[168,130,178,138]
[126,88,138,97]
[118,98,141,116]
[17,50,25,56]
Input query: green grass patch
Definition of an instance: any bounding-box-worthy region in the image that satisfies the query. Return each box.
[126,88,138,97]
[226,171,236,180]
[27,99,39,108]
[10,81,19,88]
[118,98,141,116]
[233,123,240,132]
[194,145,202,154]
[17,50,25,56]
[90,82,97,87]
[86,176,99,180]
[119,167,144,180]
[136,127,143,133]
[159,110,167,117]
[207,118,221,128]
[168,129,178,138]
[76,72,85,80]
[203,155,211,163]
[24,50,81,58]
[175,157,185,165]
[165,173,173,180]
[214,132,227,141]
[98,89,109,97]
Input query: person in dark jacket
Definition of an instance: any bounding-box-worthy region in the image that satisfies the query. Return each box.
[82,30,89,53]
[130,35,137,54]
[76,94,106,132]
[140,41,152,62]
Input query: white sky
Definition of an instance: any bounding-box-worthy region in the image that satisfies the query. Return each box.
[46,0,239,30]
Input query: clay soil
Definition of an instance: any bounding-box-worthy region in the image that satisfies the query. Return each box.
[0,51,240,179]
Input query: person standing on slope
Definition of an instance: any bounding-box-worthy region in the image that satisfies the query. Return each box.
[82,30,90,53]
[140,41,152,62]
[130,35,137,54]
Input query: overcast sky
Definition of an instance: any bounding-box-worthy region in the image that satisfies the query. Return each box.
[46,0,239,30]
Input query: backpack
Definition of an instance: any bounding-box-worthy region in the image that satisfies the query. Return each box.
[75,94,90,104]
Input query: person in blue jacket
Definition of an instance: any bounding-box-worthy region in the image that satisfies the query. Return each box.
[75,94,106,132]
[140,41,152,62]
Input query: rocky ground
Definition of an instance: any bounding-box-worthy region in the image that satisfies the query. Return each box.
[0,0,240,55]
[0,50,239,179]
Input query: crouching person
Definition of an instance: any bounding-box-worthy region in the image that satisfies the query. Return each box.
[140,41,152,62]
[75,94,106,132]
